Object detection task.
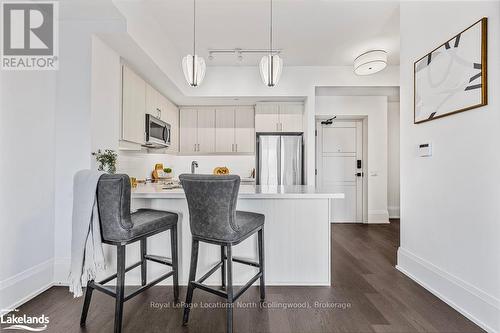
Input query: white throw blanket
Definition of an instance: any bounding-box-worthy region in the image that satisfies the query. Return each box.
[69,170,106,297]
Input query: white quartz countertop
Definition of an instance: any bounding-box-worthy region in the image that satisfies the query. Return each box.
[132,183,344,199]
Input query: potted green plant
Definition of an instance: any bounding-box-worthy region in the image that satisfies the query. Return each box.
[92,149,117,174]
[163,167,173,179]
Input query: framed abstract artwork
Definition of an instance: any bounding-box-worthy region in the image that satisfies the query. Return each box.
[414,18,487,124]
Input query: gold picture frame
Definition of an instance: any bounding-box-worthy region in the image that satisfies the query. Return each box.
[414,17,487,124]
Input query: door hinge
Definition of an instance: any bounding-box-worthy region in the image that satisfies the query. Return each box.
[315,169,318,175]
[315,130,317,137]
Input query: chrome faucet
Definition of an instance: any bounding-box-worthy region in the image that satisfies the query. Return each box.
[191,161,199,174]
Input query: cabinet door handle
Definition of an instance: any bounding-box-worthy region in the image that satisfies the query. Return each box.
[231,143,234,152]
[193,144,196,152]
[235,144,238,152]
[197,143,200,151]
[276,123,279,131]
[280,123,283,131]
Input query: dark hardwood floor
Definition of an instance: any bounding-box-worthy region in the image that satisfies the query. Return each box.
[3,220,483,333]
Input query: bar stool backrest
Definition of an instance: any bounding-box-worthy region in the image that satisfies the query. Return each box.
[179,174,240,241]
[97,174,133,241]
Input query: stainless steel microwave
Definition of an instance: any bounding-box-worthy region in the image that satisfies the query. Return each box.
[144,114,171,148]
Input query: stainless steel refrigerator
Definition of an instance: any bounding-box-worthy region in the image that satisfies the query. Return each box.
[256,133,304,185]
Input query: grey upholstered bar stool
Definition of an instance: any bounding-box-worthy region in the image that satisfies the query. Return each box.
[80,174,179,333]
[179,174,265,333]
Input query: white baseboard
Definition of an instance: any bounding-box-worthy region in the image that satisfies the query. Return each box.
[368,209,390,224]
[53,257,71,286]
[0,259,54,315]
[388,205,400,219]
[397,247,500,333]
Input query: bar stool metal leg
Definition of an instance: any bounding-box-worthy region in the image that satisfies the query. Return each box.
[140,239,147,286]
[183,239,199,325]
[114,245,126,333]
[226,245,234,333]
[170,225,179,302]
[258,229,265,301]
[80,282,94,326]
[221,245,226,290]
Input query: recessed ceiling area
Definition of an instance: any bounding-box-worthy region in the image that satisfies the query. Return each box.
[116,0,400,67]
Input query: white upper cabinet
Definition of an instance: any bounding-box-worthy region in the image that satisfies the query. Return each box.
[197,108,216,153]
[234,107,255,153]
[279,103,303,132]
[145,83,163,120]
[180,108,198,153]
[162,96,179,153]
[121,65,146,145]
[255,102,304,133]
[214,106,255,153]
[255,103,280,132]
[121,65,179,153]
[181,106,255,154]
[180,108,216,153]
[215,107,236,153]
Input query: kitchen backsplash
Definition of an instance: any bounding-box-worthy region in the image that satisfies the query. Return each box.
[118,151,255,180]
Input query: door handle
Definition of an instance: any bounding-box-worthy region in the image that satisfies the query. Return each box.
[355,172,363,177]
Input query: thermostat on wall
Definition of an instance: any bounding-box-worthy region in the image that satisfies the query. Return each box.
[418,143,432,157]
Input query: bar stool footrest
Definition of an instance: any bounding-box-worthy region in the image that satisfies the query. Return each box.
[231,257,260,268]
[144,254,172,266]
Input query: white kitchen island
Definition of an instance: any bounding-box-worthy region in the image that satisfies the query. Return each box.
[126,184,343,286]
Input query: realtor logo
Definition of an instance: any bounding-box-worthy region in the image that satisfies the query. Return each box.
[1,1,58,70]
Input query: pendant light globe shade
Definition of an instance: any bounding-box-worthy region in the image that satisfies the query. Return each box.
[260,54,283,87]
[182,54,206,87]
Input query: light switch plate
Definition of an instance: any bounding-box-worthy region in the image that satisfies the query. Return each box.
[418,143,432,157]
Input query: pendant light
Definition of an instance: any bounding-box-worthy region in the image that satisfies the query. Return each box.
[182,0,206,87]
[260,0,283,87]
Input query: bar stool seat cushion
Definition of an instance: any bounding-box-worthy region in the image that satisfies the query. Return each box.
[129,209,178,240]
[232,211,264,242]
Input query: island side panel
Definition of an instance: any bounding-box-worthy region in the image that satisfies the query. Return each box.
[131,197,331,286]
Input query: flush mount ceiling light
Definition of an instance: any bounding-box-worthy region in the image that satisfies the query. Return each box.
[353,50,387,75]
[182,0,206,87]
[260,0,283,87]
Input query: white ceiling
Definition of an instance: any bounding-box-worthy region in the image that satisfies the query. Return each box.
[130,0,400,67]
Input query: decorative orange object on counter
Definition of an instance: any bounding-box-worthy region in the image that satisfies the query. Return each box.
[213,167,230,175]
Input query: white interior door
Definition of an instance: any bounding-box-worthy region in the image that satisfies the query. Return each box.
[317,120,363,223]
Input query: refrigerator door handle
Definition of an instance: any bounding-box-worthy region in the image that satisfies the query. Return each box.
[277,136,282,185]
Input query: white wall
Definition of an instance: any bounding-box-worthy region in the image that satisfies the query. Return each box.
[315,96,389,224]
[387,101,400,218]
[90,36,121,153]
[52,6,127,282]
[0,70,57,311]
[398,2,500,332]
